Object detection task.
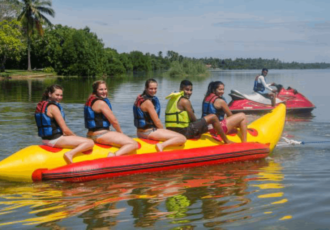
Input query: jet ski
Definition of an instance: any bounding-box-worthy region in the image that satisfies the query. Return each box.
[228,84,315,114]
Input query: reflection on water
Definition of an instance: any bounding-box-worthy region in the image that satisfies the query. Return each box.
[0,160,288,229]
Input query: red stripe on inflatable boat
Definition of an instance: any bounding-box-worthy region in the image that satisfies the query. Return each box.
[139,139,159,145]
[38,143,269,182]
[38,145,62,153]
[95,143,112,148]
[247,128,258,136]
[82,149,93,155]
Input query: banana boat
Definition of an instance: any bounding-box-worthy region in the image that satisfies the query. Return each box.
[0,104,286,182]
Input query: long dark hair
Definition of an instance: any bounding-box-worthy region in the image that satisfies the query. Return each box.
[41,84,63,100]
[142,78,157,95]
[205,81,224,98]
[92,80,107,95]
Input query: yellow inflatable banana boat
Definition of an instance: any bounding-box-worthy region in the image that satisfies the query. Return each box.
[0,104,286,182]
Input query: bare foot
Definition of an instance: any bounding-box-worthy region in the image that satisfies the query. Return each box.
[107,152,116,157]
[156,143,163,152]
[225,140,235,144]
[64,153,73,164]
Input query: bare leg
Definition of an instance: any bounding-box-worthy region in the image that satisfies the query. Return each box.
[55,136,94,164]
[155,143,163,152]
[270,93,276,107]
[204,114,231,143]
[226,112,247,142]
[96,131,139,157]
[148,129,186,152]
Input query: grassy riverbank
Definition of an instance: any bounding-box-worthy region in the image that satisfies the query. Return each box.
[0,69,56,80]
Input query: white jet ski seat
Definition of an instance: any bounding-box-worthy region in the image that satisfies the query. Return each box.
[229,89,283,105]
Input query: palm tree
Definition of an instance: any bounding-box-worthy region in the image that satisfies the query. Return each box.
[15,0,55,71]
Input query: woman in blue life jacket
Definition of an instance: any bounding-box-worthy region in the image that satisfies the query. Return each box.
[35,85,94,164]
[85,80,138,157]
[133,79,186,152]
[202,81,247,142]
[253,68,277,106]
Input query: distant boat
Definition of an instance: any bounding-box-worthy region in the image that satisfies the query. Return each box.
[229,85,315,114]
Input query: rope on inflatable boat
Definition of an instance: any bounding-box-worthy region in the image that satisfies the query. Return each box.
[276,137,330,147]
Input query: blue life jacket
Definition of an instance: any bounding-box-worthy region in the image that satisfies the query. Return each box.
[35,101,65,140]
[202,93,226,121]
[84,95,113,131]
[133,94,160,129]
[253,75,265,93]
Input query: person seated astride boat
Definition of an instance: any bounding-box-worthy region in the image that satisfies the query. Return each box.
[253,68,277,106]
[133,78,186,152]
[35,85,94,164]
[85,80,138,157]
[165,80,232,144]
[202,81,247,143]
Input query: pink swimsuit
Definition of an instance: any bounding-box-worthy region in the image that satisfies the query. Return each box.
[220,119,228,134]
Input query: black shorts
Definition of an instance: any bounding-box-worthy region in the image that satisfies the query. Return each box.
[168,118,208,139]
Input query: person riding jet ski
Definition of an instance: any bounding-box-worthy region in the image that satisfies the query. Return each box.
[253,68,277,106]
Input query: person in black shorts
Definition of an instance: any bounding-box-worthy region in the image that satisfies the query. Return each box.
[165,80,232,144]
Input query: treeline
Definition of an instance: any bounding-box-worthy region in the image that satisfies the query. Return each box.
[200,57,330,70]
[3,23,167,76]
[1,21,330,77]
[3,22,205,76]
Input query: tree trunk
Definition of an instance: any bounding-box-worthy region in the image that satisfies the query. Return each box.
[27,37,31,71]
[1,55,6,72]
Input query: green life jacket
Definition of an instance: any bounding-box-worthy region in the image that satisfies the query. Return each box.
[165,91,190,128]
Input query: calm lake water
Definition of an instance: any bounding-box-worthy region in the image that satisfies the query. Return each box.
[0,69,329,229]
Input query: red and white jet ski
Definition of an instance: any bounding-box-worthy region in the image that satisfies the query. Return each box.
[228,85,315,114]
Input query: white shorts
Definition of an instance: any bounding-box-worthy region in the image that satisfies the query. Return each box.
[42,136,63,147]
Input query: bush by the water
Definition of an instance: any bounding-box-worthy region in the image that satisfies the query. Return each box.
[0,72,11,78]
[43,67,56,73]
[166,60,210,78]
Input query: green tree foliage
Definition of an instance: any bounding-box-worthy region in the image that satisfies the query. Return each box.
[118,53,133,72]
[29,25,107,76]
[129,51,152,72]
[0,19,25,71]
[167,50,180,62]
[28,24,73,70]
[59,27,106,76]
[16,0,55,71]
[0,0,20,20]
[104,48,126,76]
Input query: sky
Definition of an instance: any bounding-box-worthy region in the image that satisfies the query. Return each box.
[51,0,330,63]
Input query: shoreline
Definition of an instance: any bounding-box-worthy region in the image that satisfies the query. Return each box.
[0,73,56,80]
